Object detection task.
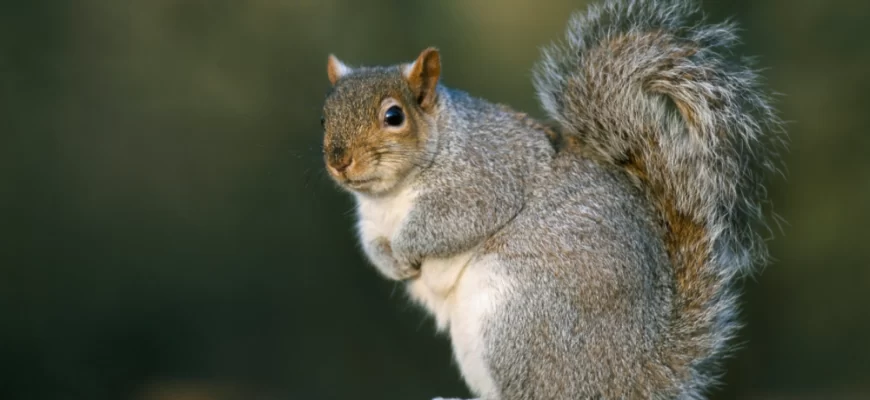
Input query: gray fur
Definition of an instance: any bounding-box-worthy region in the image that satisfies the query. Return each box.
[391,88,554,268]
[322,0,785,398]
[479,153,674,399]
[527,0,785,396]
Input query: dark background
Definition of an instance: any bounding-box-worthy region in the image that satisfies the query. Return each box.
[2,0,869,399]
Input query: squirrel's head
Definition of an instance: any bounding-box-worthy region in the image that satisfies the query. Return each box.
[321,48,441,195]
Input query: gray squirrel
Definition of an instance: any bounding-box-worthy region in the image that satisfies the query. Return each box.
[320,0,786,398]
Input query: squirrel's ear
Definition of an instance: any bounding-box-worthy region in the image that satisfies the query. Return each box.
[403,47,441,111]
[327,54,351,85]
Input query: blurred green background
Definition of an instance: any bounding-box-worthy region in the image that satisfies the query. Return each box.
[1,0,868,399]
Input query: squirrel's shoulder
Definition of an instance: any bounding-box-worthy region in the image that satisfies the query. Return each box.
[436,86,561,150]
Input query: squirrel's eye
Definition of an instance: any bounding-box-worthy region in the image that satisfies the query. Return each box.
[384,106,405,127]
[320,116,325,128]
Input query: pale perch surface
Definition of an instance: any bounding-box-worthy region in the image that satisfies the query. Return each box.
[432,398,478,400]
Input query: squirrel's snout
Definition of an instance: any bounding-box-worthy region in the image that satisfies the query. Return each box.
[329,157,353,174]
[326,146,354,177]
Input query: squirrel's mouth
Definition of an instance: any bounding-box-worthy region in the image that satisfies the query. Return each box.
[345,177,378,188]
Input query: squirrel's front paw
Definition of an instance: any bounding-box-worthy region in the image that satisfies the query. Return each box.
[372,237,420,281]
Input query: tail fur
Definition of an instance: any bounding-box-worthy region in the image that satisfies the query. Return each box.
[533,0,785,395]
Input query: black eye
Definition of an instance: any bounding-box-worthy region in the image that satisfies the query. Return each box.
[320,116,325,127]
[384,106,404,127]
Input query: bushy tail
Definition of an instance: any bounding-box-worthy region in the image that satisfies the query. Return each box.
[533,0,785,395]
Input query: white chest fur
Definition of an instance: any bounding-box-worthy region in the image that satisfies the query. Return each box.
[354,186,418,244]
[353,187,472,331]
[354,187,501,398]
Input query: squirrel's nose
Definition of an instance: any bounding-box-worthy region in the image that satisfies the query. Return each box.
[326,145,353,175]
[329,157,353,174]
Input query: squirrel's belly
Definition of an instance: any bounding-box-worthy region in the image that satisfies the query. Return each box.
[409,254,505,399]
[406,249,476,331]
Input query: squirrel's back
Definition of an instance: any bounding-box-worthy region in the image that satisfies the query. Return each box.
[532,0,785,395]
